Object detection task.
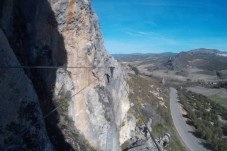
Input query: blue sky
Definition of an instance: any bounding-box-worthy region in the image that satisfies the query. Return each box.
[92,0,227,54]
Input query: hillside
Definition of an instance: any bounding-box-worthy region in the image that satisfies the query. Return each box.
[173,48,227,71]
[116,48,227,151]
[115,48,227,82]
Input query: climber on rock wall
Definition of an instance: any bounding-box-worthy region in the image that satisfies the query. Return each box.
[110,66,115,78]
[105,73,110,84]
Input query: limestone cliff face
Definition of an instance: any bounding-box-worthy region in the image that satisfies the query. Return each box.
[51,0,133,150]
[0,0,134,150]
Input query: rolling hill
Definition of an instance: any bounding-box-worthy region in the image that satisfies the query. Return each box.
[115,48,227,81]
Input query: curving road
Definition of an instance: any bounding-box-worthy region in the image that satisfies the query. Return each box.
[169,87,209,151]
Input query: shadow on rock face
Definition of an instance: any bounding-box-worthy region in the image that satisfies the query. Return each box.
[0,0,74,150]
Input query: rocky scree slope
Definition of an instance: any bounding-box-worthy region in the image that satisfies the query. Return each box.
[0,0,133,150]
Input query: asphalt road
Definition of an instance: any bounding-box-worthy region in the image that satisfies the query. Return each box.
[169,87,209,151]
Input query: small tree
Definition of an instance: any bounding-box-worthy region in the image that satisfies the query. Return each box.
[129,65,139,75]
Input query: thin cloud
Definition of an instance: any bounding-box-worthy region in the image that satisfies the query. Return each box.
[125,30,177,45]
[137,31,150,35]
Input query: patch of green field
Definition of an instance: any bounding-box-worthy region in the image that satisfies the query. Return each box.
[209,95,227,108]
[195,70,216,75]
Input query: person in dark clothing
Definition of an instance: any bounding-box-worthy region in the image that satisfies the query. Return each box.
[109,66,115,78]
[105,73,110,84]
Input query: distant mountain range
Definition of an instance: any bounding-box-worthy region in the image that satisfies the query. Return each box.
[112,52,177,62]
[187,48,221,54]
[172,48,227,71]
[114,48,227,79]
[113,48,227,66]
[113,48,227,61]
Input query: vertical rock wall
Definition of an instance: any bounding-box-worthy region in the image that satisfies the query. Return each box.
[0,0,135,150]
[50,0,135,150]
[51,0,134,150]
[0,28,52,150]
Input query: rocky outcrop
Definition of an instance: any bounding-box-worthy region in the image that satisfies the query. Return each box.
[123,124,170,151]
[0,0,134,150]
